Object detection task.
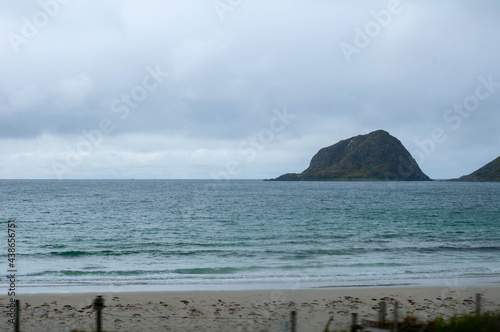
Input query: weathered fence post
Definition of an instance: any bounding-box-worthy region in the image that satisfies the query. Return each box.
[290,310,297,332]
[351,313,358,332]
[93,295,104,332]
[378,301,386,325]
[392,301,398,332]
[14,299,20,332]
[323,316,334,332]
[475,293,481,315]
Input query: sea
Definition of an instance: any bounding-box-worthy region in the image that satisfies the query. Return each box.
[1,180,499,294]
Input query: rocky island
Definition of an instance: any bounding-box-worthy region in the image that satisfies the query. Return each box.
[453,156,500,182]
[268,130,431,181]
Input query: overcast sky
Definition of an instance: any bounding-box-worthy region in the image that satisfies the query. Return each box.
[1,0,499,179]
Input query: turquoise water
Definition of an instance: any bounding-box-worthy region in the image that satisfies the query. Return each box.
[1,180,499,292]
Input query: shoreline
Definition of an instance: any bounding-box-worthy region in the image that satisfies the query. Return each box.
[10,274,500,295]
[3,285,500,331]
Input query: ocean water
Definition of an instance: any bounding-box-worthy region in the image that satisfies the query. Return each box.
[1,180,500,293]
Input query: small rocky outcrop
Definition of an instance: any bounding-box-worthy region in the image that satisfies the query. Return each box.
[453,156,500,182]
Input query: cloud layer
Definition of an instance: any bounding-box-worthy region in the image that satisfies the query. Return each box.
[1,0,500,179]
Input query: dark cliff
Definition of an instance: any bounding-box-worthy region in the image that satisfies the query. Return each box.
[269,130,431,181]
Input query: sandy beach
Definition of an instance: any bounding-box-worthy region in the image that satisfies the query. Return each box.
[1,285,499,331]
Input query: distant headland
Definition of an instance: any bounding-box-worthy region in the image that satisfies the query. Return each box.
[451,156,500,182]
[267,130,431,181]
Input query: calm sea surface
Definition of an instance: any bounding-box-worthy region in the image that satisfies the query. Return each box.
[1,180,499,293]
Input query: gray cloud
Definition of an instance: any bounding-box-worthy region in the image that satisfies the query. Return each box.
[1,0,499,179]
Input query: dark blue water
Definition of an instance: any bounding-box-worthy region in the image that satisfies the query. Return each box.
[1,180,499,292]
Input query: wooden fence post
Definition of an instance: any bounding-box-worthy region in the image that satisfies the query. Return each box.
[351,313,358,332]
[93,295,104,332]
[14,299,20,332]
[378,301,386,324]
[290,310,297,332]
[323,316,334,332]
[393,301,398,332]
[476,293,481,315]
